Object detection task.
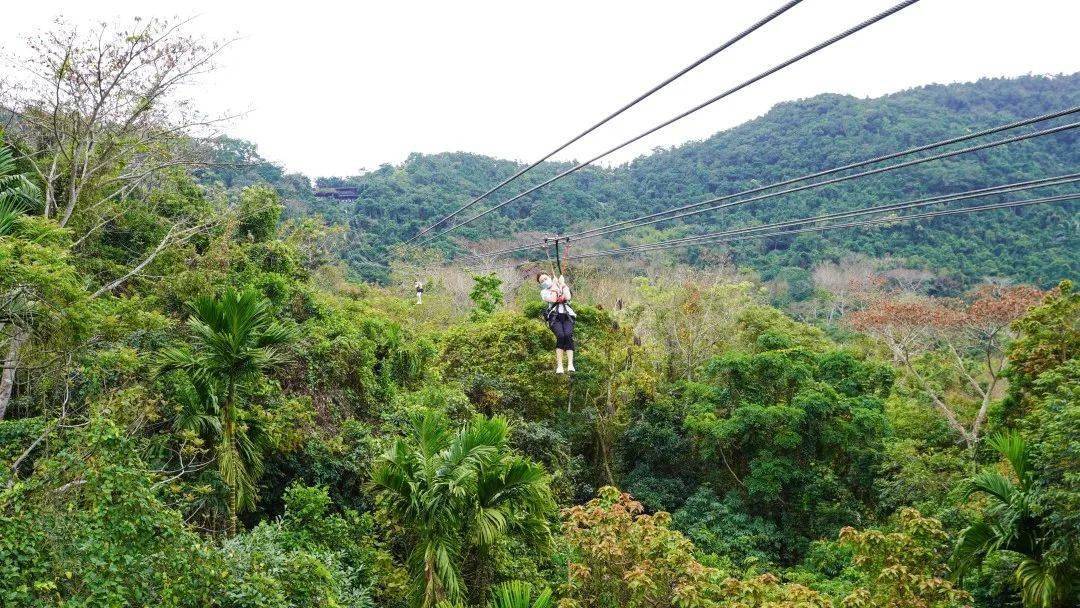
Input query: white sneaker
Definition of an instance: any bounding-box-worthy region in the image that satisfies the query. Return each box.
[556,365,565,374]
[567,364,576,373]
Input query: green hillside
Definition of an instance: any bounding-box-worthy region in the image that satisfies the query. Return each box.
[265,74,1078,286]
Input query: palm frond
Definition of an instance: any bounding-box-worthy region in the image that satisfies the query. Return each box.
[412,409,452,460]
[0,143,41,220]
[156,345,199,374]
[952,520,999,580]
[987,430,1032,489]
[1015,556,1060,608]
[963,470,1017,505]
[0,197,23,237]
[0,144,16,177]
[218,438,257,511]
[376,411,555,607]
[489,581,553,608]
[471,506,509,549]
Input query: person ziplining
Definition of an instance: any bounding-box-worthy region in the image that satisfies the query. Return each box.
[538,237,576,374]
[538,272,575,374]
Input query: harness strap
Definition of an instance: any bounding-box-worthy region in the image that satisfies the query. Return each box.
[543,240,557,278]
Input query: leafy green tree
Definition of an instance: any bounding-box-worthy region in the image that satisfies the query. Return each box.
[0,138,46,417]
[839,508,970,608]
[237,185,284,243]
[220,483,377,608]
[160,287,298,534]
[1003,281,1080,608]
[629,277,758,382]
[370,410,554,608]
[771,266,814,306]
[0,187,88,420]
[0,416,222,607]
[438,311,556,418]
[6,18,227,300]
[559,486,726,608]
[470,274,504,320]
[683,329,892,562]
[953,431,1077,607]
[670,487,783,565]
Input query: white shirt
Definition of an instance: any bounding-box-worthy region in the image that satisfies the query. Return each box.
[540,279,575,317]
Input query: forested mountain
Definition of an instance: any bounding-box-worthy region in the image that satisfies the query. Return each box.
[236,74,1079,286]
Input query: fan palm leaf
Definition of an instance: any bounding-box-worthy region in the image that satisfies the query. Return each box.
[952,431,1072,607]
[1015,555,1061,608]
[0,142,40,237]
[489,581,553,608]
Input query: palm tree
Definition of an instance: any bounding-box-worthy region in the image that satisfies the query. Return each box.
[953,431,1075,607]
[371,410,554,608]
[0,140,40,237]
[160,287,297,534]
[436,581,553,608]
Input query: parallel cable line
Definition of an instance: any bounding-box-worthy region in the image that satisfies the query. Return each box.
[578,120,1080,240]
[627,174,1080,249]
[417,0,922,247]
[468,176,1080,270]
[568,193,1079,261]
[567,108,1080,241]
[402,0,807,244]
[475,110,1080,259]
[574,178,1080,257]
[478,105,1080,258]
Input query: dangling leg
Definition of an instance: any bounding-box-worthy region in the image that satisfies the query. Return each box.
[555,348,565,374]
[564,316,576,372]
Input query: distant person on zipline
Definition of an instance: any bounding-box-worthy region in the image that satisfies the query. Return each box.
[415,280,424,305]
[537,272,575,373]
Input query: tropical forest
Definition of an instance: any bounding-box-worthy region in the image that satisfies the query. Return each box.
[0,12,1078,608]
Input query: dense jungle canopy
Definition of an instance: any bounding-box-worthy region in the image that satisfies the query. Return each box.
[1,16,1078,608]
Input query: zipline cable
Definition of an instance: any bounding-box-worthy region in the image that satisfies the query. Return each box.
[637,174,1080,248]
[568,193,1080,261]
[416,0,923,247]
[577,120,1080,240]
[469,175,1080,271]
[474,111,1080,260]
[569,177,1080,258]
[568,109,1080,240]
[402,0,807,244]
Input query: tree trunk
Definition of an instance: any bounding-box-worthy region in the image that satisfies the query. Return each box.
[229,484,238,537]
[422,546,444,608]
[891,343,975,448]
[597,429,616,486]
[226,379,238,536]
[0,330,28,420]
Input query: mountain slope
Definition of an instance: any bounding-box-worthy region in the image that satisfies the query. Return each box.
[206,74,1080,287]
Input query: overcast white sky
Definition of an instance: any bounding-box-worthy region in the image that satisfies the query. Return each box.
[6,0,1079,177]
